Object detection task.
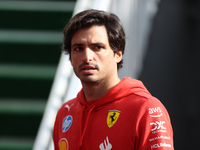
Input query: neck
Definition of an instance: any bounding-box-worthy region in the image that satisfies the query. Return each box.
[82,77,121,102]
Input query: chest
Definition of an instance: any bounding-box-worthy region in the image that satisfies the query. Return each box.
[56,101,139,150]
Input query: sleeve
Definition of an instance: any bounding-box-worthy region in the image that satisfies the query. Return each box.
[53,111,59,150]
[53,107,64,150]
[134,97,174,150]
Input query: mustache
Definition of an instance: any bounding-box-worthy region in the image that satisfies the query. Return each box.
[78,62,99,70]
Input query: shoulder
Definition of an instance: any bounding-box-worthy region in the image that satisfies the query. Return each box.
[121,93,168,118]
[123,92,162,107]
[128,94,171,126]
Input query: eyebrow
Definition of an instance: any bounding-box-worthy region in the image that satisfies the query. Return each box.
[71,42,106,48]
[90,42,106,46]
[71,43,84,48]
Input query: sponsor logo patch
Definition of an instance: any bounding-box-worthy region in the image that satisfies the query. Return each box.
[99,136,112,150]
[65,103,74,111]
[107,109,121,128]
[151,143,171,149]
[149,107,163,117]
[150,121,166,134]
[62,115,72,132]
[149,136,170,142]
[59,138,69,150]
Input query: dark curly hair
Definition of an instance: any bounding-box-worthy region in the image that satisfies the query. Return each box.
[62,9,126,70]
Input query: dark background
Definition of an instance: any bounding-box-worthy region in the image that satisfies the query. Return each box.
[139,0,200,149]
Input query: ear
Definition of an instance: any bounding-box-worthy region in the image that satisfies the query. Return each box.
[115,51,122,63]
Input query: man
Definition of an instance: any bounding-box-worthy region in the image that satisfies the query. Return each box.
[53,9,174,150]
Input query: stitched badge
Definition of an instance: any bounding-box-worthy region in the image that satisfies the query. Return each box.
[107,109,121,128]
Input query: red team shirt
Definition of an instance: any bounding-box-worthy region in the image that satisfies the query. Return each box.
[53,77,174,150]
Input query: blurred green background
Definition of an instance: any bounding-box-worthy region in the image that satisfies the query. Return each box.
[0,1,76,149]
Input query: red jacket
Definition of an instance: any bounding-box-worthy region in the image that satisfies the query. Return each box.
[53,77,174,150]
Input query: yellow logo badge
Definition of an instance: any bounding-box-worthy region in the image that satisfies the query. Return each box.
[59,138,68,150]
[107,110,121,128]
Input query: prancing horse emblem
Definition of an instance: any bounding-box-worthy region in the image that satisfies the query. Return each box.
[107,110,121,128]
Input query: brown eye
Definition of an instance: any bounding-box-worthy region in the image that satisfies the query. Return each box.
[94,46,103,50]
[74,47,83,51]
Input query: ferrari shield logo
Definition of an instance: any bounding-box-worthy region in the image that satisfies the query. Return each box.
[107,110,121,128]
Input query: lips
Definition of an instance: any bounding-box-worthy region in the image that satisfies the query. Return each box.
[79,65,97,75]
[80,65,96,70]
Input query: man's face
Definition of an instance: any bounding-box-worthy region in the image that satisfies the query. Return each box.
[70,25,122,84]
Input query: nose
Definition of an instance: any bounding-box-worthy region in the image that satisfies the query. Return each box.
[82,48,93,62]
